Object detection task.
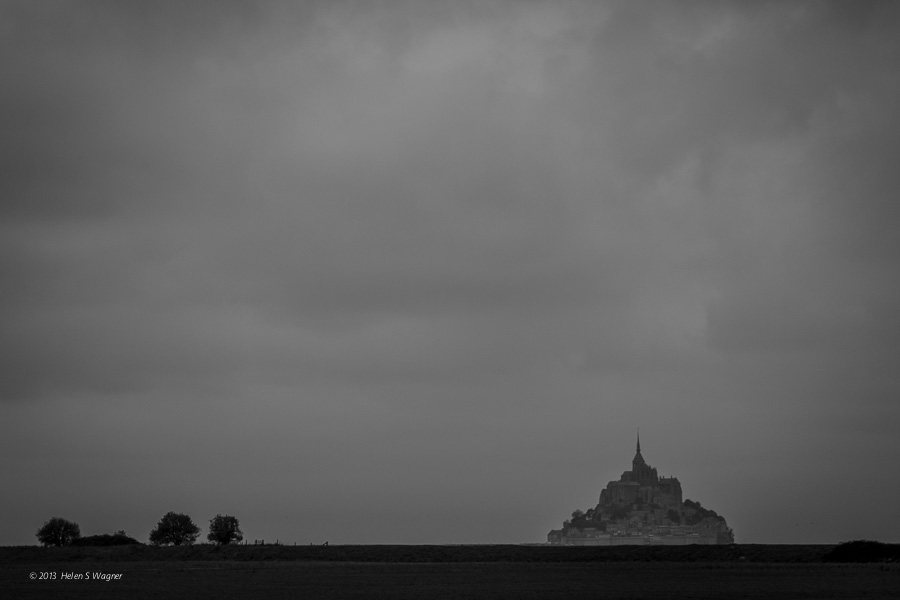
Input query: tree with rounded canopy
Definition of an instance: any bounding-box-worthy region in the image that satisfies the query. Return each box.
[207,514,243,545]
[36,517,81,547]
[148,512,200,546]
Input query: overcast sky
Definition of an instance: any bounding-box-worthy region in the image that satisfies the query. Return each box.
[2,0,899,546]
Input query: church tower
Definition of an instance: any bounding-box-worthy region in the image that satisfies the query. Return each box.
[632,429,645,469]
[630,429,658,486]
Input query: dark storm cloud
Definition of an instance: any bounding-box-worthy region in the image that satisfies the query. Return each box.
[2,1,899,545]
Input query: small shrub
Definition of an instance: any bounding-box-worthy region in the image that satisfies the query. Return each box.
[71,532,141,547]
[823,540,900,563]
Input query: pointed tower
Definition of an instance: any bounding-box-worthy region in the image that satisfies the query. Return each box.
[630,429,657,486]
[632,429,646,468]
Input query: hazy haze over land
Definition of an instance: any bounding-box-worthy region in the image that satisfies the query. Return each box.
[2,0,899,545]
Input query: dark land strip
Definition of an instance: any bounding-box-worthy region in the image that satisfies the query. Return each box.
[2,561,899,600]
[2,541,899,563]
[2,543,898,600]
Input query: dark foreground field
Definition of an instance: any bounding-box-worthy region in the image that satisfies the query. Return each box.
[2,544,898,599]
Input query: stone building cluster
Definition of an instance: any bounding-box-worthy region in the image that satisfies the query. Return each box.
[548,434,734,545]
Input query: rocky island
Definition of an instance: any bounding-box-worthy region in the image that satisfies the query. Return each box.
[548,434,734,545]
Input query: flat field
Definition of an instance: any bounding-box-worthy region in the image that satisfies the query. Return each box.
[2,545,898,600]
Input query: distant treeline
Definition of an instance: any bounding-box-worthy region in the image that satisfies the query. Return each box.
[34,512,243,547]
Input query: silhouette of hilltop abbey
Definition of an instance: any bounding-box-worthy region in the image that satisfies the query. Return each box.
[548,433,734,545]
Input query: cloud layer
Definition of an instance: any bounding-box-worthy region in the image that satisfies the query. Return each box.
[2,1,899,545]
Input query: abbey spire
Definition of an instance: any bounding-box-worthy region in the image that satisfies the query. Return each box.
[633,429,645,467]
